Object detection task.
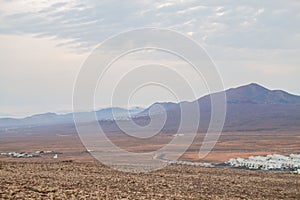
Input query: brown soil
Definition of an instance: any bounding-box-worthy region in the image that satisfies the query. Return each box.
[1,129,300,164]
[0,161,299,199]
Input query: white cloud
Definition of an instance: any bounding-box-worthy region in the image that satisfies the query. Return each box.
[156,2,174,9]
[187,32,194,36]
[0,0,298,51]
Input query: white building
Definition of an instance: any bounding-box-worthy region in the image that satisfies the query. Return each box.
[226,153,300,171]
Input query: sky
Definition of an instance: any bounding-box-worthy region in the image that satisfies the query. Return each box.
[0,0,300,117]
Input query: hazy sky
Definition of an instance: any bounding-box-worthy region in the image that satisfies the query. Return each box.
[0,0,299,117]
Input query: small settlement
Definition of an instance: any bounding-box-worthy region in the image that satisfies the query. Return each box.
[226,153,300,172]
[0,150,57,158]
[166,160,214,167]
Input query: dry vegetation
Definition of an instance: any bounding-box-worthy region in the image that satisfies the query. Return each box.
[0,161,299,199]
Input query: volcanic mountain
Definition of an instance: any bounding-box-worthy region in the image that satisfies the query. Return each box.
[0,83,300,132]
[225,83,300,105]
[137,83,300,132]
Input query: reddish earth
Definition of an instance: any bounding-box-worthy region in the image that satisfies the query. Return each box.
[0,127,300,163]
[0,125,300,199]
[0,161,299,199]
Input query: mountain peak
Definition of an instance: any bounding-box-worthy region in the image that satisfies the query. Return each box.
[226,83,300,105]
[232,83,268,92]
[247,82,264,87]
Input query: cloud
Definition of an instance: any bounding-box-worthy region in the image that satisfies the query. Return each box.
[0,0,300,116]
[0,0,299,52]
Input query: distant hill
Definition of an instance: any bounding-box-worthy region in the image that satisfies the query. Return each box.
[225,83,300,105]
[1,83,300,132]
[137,83,300,132]
[0,107,144,128]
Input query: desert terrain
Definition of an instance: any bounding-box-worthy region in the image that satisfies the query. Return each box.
[1,161,299,199]
[1,123,300,163]
[0,125,300,199]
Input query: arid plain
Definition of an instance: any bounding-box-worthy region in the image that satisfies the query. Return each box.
[0,124,300,199]
[1,123,300,163]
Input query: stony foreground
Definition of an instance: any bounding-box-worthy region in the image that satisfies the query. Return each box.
[0,162,299,199]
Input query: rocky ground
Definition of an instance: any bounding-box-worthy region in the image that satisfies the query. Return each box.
[0,161,299,199]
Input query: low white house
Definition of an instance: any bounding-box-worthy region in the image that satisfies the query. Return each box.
[226,153,300,171]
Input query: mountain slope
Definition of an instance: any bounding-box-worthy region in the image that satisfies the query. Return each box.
[0,107,144,128]
[225,83,300,105]
[138,83,300,132]
[1,83,299,132]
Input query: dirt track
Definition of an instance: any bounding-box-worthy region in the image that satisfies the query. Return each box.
[0,161,299,199]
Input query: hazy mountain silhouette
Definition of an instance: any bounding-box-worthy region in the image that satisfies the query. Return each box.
[1,83,299,132]
[137,83,300,132]
[225,83,300,105]
[0,107,144,128]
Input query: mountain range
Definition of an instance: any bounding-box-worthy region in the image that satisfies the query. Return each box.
[1,83,300,132]
[0,107,144,128]
[138,83,300,132]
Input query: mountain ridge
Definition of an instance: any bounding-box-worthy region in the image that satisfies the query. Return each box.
[224,83,300,105]
[137,83,300,132]
[1,83,299,132]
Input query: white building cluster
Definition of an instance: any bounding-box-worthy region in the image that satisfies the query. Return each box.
[166,160,214,167]
[0,150,56,158]
[0,152,40,158]
[226,154,300,171]
[154,153,214,168]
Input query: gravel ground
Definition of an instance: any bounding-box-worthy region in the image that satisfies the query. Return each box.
[0,161,299,199]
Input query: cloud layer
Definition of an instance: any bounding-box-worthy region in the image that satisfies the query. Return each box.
[0,0,299,116]
[1,0,299,51]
